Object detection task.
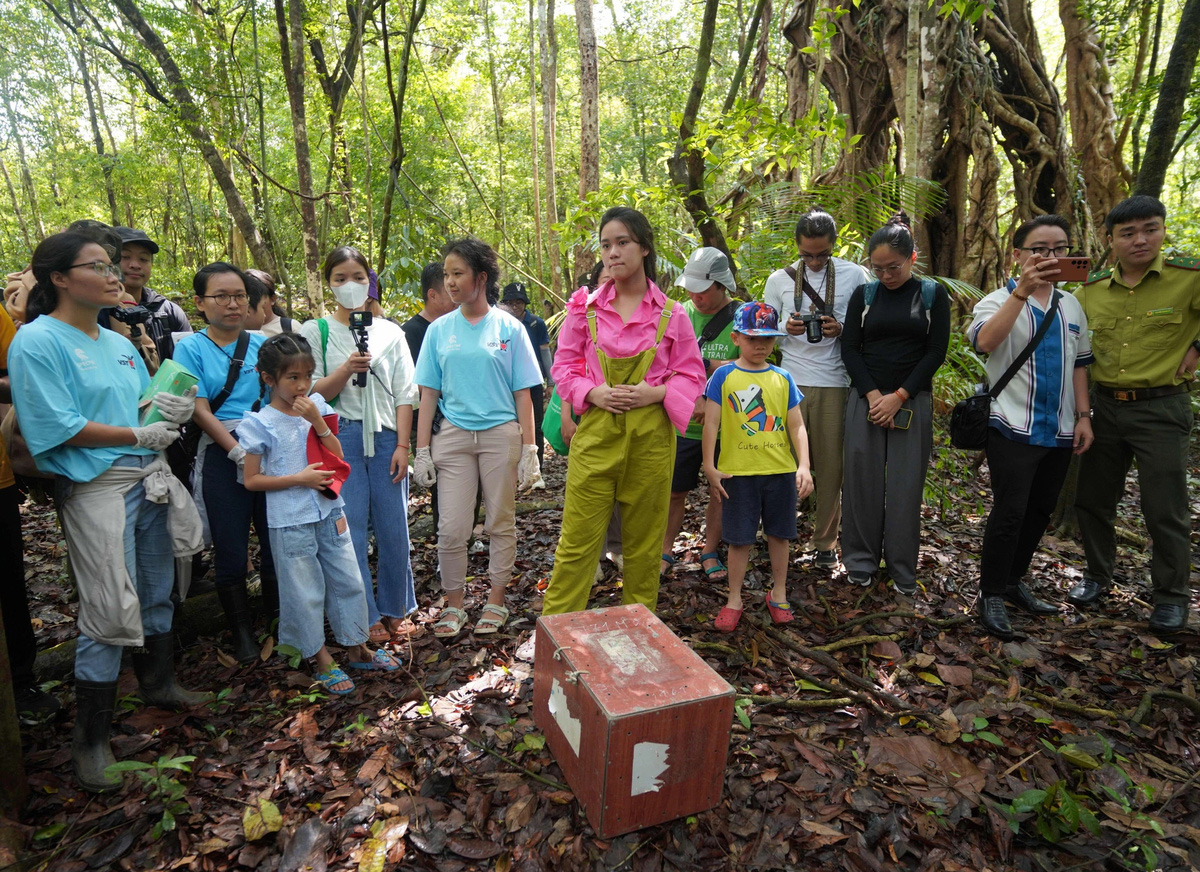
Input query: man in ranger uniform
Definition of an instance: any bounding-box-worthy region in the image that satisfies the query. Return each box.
[1070,195,1199,633]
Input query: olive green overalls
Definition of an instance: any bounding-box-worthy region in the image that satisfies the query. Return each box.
[543,303,677,615]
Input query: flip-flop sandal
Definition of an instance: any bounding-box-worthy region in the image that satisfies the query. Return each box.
[660,553,677,579]
[701,552,728,581]
[474,603,510,635]
[368,623,391,644]
[313,664,355,695]
[767,600,794,625]
[349,648,402,672]
[433,607,468,639]
[714,607,743,633]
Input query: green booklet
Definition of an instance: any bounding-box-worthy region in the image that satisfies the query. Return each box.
[139,359,199,425]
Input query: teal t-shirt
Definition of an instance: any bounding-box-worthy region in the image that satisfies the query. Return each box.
[413,307,543,431]
[684,300,737,440]
[9,316,153,482]
[173,329,265,421]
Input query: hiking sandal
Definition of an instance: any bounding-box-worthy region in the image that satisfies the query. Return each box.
[433,607,468,639]
[474,603,510,635]
[701,551,728,581]
[313,664,355,695]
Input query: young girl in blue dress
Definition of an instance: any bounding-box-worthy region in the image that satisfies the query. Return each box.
[239,334,399,694]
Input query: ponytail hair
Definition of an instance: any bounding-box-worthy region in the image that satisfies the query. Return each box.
[442,237,501,305]
[254,333,316,411]
[867,211,916,260]
[28,232,96,322]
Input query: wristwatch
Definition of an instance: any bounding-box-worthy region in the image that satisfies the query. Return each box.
[1191,339,1200,354]
[1075,409,1092,421]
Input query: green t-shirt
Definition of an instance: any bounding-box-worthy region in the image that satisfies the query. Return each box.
[685,300,738,440]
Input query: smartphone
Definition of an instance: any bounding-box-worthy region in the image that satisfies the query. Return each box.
[892,408,913,430]
[1051,256,1091,283]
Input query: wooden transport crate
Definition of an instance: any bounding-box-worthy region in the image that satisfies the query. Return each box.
[533,603,735,838]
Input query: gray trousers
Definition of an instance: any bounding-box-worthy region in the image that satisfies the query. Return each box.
[840,391,932,585]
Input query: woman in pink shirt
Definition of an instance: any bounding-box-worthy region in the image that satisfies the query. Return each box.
[543,207,705,615]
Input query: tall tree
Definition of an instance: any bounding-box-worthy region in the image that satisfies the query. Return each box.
[276,0,323,311]
[528,0,546,289]
[538,0,562,298]
[1134,0,1200,197]
[67,0,118,224]
[576,0,599,278]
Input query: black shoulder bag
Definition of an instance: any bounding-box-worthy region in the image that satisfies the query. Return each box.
[950,293,1060,450]
[179,331,251,463]
[699,301,738,346]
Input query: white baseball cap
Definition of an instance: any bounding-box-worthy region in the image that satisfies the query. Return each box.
[674,247,736,294]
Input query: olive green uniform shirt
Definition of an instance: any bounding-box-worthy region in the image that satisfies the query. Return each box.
[1074,253,1200,388]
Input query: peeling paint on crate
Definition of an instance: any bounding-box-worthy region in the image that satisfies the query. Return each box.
[549,678,581,755]
[631,742,670,796]
[593,629,661,676]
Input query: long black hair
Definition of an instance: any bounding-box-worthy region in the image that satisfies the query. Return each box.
[598,207,657,282]
[442,237,500,305]
[255,333,316,410]
[867,211,916,259]
[323,246,370,283]
[27,232,97,322]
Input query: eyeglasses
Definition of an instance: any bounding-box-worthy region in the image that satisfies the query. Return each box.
[870,263,907,277]
[201,293,249,306]
[1018,245,1072,257]
[68,261,123,280]
[799,250,832,263]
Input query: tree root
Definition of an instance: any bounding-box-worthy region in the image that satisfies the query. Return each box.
[813,633,903,654]
[834,611,970,634]
[1132,689,1200,725]
[744,695,854,711]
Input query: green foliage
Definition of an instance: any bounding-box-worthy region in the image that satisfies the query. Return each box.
[733,697,753,730]
[274,643,303,669]
[1004,780,1101,842]
[959,716,1003,746]
[106,755,197,840]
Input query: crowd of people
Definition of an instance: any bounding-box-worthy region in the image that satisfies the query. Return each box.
[0,193,1196,793]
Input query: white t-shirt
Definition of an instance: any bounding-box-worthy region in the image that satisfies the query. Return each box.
[763,256,870,388]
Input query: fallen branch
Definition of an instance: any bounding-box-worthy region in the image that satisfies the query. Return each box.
[833,611,970,634]
[814,634,902,654]
[744,694,854,711]
[1132,689,1200,725]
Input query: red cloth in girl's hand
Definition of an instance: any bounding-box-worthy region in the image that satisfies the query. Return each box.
[305,413,351,499]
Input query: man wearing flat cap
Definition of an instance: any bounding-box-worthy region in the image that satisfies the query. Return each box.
[98,226,191,361]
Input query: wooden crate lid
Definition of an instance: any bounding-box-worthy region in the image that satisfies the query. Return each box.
[537,603,734,718]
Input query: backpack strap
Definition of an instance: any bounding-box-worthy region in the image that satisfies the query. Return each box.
[207,330,250,416]
[860,278,939,332]
[316,318,339,407]
[860,280,881,327]
[281,316,294,333]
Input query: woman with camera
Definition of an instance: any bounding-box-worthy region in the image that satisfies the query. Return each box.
[302,246,418,645]
[174,263,279,663]
[840,213,950,597]
[9,232,207,791]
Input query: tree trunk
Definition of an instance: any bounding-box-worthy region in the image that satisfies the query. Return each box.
[0,157,33,254]
[483,0,507,243]
[1133,0,1200,197]
[538,0,562,298]
[377,0,427,275]
[667,0,733,266]
[276,0,324,313]
[576,0,599,279]
[109,0,276,275]
[0,85,44,240]
[67,0,118,224]
[528,0,546,291]
[1060,0,1128,251]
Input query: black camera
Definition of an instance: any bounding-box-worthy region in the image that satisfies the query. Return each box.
[111,304,152,338]
[799,311,824,344]
[348,310,372,387]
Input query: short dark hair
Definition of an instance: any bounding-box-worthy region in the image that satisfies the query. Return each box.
[322,246,370,282]
[419,262,444,302]
[1013,214,1071,250]
[1105,195,1166,234]
[795,209,838,244]
[192,262,248,324]
[245,272,270,310]
[442,237,500,305]
[27,232,96,321]
[867,211,915,259]
[599,207,657,282]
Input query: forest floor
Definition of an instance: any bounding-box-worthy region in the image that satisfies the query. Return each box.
[6,437,1200,872]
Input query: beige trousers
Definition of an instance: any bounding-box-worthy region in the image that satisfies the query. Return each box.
[797,385,847,551]
[431,420,521,592]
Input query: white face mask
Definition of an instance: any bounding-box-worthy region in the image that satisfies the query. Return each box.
[332,280,369,310]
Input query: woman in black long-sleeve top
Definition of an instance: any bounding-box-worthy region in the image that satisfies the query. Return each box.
[840,213,950,595]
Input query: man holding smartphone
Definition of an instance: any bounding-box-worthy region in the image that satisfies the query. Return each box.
[1071,195,1200,634]
[764,210,869,569]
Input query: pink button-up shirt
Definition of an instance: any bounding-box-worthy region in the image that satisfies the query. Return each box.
[551,280,706,435]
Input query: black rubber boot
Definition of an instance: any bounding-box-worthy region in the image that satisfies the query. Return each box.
[132,632,213,708]
[71,680,121,793]
[216,585,260,663]
[259,572,280,629]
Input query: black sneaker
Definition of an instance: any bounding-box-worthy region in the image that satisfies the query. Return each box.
[814,549,838,568]
[893,577,918,596]
[847,571,875,587]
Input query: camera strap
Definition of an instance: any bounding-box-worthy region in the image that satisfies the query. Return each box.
[202,330,250,416]
[785,262,835,315]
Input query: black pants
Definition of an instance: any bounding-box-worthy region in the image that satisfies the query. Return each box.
[0,485,36,688]
[980,429,1072,596]
[202,442,276,592]
[531,383,545,466]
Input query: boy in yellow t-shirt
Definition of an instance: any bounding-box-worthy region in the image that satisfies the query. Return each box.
[703,302,814,632]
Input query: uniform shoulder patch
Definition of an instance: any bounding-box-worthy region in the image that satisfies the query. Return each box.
[1165,255,1200,270]
[1083,268,1112,285]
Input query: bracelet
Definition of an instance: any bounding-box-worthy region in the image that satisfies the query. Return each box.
[396,443,410,451]
[895,388,909,402]
[315,427,333,438]
[1074,410,1092,421]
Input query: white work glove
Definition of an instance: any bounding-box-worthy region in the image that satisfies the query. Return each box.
[413,447,437,488]
[151,385,198,425]
[517,444,544,491]
[132,421,181,452]
[227,444,247,470]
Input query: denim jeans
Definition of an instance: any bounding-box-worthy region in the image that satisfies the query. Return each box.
[339,420,417,626]
[202,440,276,593]
[75,455,175,682]
[269,508,370,658]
